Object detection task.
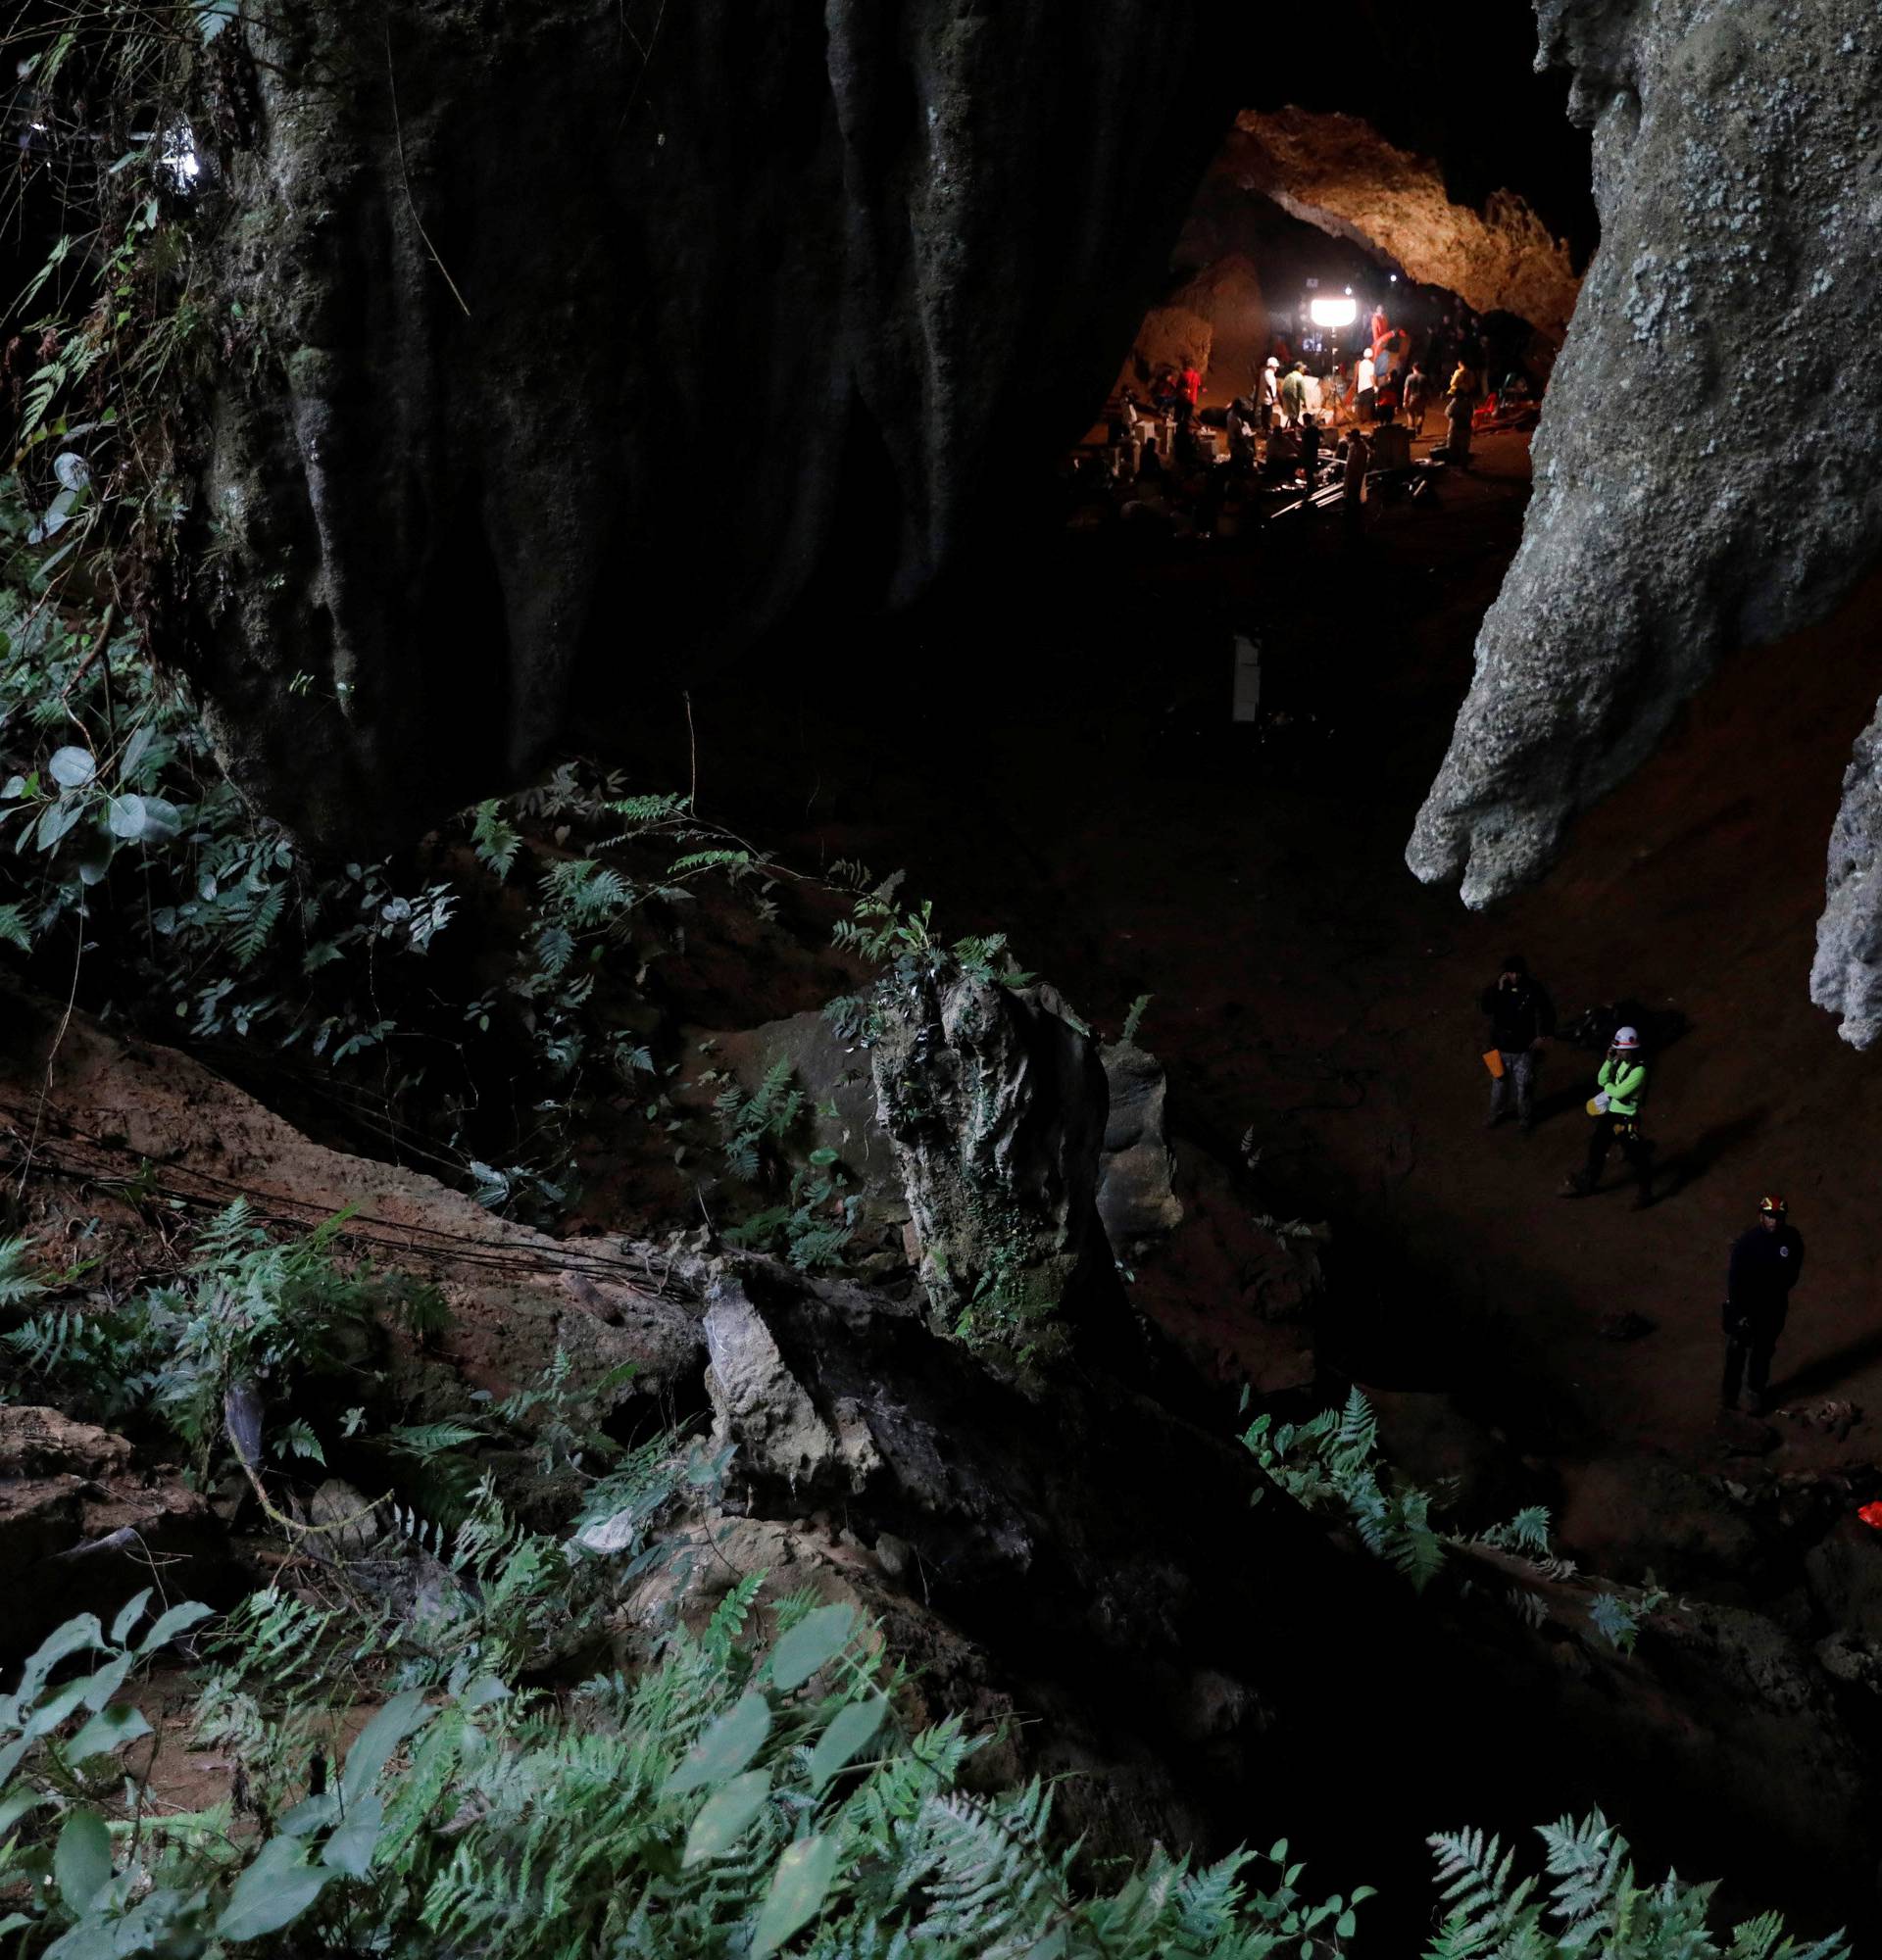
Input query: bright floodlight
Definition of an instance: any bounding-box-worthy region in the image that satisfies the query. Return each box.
[1309,296,1358,327]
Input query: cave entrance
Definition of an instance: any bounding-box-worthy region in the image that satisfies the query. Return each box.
[1076,105,1586,509]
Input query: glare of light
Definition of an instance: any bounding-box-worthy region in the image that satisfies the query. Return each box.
[1309,297,1358,328]
[1389,274,1399,283]
[160,120,201,190]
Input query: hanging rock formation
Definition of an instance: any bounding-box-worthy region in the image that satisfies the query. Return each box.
[1227,109,1582,339]
[181,0,1251,846]
[1407,0,1882,1047]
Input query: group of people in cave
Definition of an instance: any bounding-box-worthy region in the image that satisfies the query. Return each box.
[1065,312,1538,545]
[1481,953,1807,1421]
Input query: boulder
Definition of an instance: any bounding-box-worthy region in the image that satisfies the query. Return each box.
[703,1273,880,1492]
[1805,1516,1882,1643]
[869,967,1121,1369]
[0,1406,225,1654]
[1095,1041,1183,1250]
[0,1405,133,1482]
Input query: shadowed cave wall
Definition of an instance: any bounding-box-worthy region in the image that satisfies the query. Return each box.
[173,0,1882,1038]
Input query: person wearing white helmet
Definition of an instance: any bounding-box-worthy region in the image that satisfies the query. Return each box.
[1561,1023,1654,1206]
[1258,355,1281,433]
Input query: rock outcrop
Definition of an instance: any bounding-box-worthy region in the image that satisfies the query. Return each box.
[1407,0,1882,1050]
[1122,254,1268,396]
[181,0,1248,844]
[0,1406,225,1653]
[1095,1040,1183,1249]
[1227,109,1582,339]
[1813,710,1882,1046]
[868,967,1122,1370]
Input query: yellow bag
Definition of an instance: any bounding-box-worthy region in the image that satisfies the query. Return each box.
[1482,1050,1505,1079]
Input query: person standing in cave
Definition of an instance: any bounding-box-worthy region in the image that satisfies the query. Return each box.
[1258,355,1280,431]
[1721,1196,1805,1416]
[1279,361,1309,427]
[1354,345,1377,424]
[1480,953,1554,1135]
[1561,1025,1655,1206]
[1445,360,1483,466]
[1341,422,1372,537]
[1403,362,1430,437]
[1175,358,1203,460]
[1370,401,1413,471]
[1298,413,1322,490]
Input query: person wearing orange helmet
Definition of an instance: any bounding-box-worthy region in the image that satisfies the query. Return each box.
[1561,1023,1654,1205]
[1722,1195,1806,1416]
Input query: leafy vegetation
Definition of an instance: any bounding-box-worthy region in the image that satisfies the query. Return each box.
[825,871,1036,1049]
[710,1060,860,1272]
[1424,1815,1848,1960]
[1241,1388,1664,1650]
[0,1579,1845,1959]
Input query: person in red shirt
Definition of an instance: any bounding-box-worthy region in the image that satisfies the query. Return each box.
[1176,361,1203,460]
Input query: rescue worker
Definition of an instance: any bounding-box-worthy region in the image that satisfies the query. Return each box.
[1176,359,1203,459]
[1721,1196,1806,1415]
[1479,952,1554,1135]
[1259,355,1280,430]
[1354,346,1377,423]
[1444,361,1482,466]
[1279,361,1309,426]
[1403,362,1429,435]
[1561,1024,1654,1205]
[1340,423,1371,536]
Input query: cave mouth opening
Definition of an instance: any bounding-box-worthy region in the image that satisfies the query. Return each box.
[1070,101,1588,513]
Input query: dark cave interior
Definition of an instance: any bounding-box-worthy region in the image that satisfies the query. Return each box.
[3,2,1882,1954]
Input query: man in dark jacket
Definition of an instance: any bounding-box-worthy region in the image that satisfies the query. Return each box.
[1480,953,1554,1135]
[1722,1195,1806,1415]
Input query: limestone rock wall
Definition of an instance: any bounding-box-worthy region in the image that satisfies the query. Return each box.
[181,0,1243,844]
[1227,109,1582,340]
[1407,0,1882,1048]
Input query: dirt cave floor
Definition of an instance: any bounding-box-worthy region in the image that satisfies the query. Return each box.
[667,426,1882,1545]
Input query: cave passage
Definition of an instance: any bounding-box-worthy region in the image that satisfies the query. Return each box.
[1060,118,1554,545]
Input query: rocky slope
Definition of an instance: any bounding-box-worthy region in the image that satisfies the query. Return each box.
[7,977,1882,1932]
[1407,0,1882,1045]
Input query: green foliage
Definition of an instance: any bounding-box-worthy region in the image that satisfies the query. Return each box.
[712,1062,861,1271]
[827,876,1036,1047]
[1243,1388,1450,1592]
[1242,1387,1596,1611]
[1119,992,1153,1044]
[1423,1813,1849,1959]
[0,1583,1375,1960]
[0,1235,53,1310]
[5,1200,436,1479]
[6,1570,1833,1960]
[722,1148,861,1273]
[717,1056,807,1182]
[1585,1587,1674,1656]
[471,799,521,881]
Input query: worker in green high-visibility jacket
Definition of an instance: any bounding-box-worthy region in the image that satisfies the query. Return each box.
[1561,1024,1655,1207]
